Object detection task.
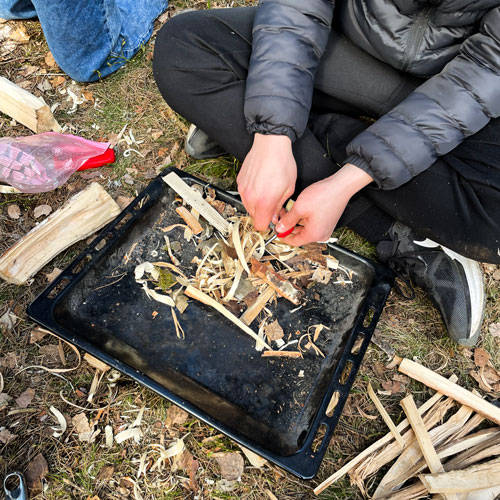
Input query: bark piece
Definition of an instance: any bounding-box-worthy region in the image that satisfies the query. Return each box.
[250,258,302,305]
[0,183,121,284]
[0,76,60,133]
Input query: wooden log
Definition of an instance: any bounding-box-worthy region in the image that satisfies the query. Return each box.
[175,206,203,234]
[374,404,476,497]
[184,285,271,350]
[400,395,459,500]
[419,457,500,494]
[399,358,500,425]
[163,172,230,235]
[313,377,457,496]
[0,183,120,285]
[240,285,276,326]
[367,382,405,449]
[250,258,302,305]
[0,76,61,133]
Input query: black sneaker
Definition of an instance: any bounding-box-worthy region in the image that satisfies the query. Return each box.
[377,221,485,346]
[185,125,226,160]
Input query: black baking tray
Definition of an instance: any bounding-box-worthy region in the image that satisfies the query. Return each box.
[28,167,394,479]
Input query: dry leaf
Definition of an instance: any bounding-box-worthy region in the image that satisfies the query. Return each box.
[10,26,29,42]
[492,269,500,281]
[214,452,244,481]
[0,311,17,331]
[151,130,163,140]
[26,453,49,494]
[381,380,405,394]
[44,51,58,68]
[116,195,133,210]
[489,323,500,338]
[122,173,134,185]
[19,65,39,77]
[0,427,16,444]
[50,75,66,87]
[165,405,189,427]
[239,445,267,468]
[34,204,52,218]
[0,393,12,410]
[45,267,62,283]
[30,328,49,344]
[264,320,284,342]
[474,347,491,368]
[7,204,20,219]
[80,169,102,180]
[97,465,115,480]
[0,352,17,369]
[372,361,386,378]
[72,412,90,433]
[16,388,35,408]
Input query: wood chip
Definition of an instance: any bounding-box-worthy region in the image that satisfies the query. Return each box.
[176,206,203,234]
[262,351,302,358]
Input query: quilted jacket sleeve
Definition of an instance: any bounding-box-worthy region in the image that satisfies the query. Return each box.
[345,8,500,190]
[244,0,335,142]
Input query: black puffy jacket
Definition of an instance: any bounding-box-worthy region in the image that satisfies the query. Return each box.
[244,0,500,189]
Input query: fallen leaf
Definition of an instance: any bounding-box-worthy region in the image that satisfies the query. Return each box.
[213,452,244,481]
[116,195,133,210]
[44,51,58,68]
[33,204,52,218]
[151,130,163,140]
[157,147,169,158]
[474,347,490,368]
[215,479,237,492]
[45,267,62,283]
[0,352,17,369]
[372,361,386,378]
[0,427,16,444]
[492,269,500,281]
[72,412,90,433]
[19,65,39,77]
[489,323,500,338]
[79,169,102,180]
[10,26,29,42]
[381,380,405,394]
[50,75,66,87]
[16,388,35,408]
[122,173,134,185]
[264,320,284,342]
[81,89,94,103]
[239,445,267,468]
[97,465,115,480]
[26,453,48,494]
[0,393,12,410]
[0,311,17,331]
[165,405,189,427]
[7,204,20,219]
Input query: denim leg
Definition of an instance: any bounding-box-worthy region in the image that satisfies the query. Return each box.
[30,0,167,82]
[0,0,35,19]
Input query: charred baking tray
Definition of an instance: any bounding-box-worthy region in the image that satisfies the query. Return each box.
[28,167,394,479]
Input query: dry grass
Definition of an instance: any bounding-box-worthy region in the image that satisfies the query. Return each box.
[1,3,500,500]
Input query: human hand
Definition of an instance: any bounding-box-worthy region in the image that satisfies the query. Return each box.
[237,133,297,231]
[276,164,374,247]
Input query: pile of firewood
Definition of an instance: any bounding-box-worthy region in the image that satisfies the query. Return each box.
[314,358,500,499]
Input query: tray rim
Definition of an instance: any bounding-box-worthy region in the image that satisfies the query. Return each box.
[27,167,395,479]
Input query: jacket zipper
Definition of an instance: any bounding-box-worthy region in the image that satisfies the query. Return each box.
[402,6,435,72]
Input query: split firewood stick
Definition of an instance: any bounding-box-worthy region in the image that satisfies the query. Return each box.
[419,457,500,495]
[184,285,271,350]
[262,351,302,359]
[367,382,405,449]
[444,431,500,471]
[163,172,230,235]
[399,358,500,425]
[175,206,203,234]
[349,397,455,486]
[400,394,459,500]
[0,76,61,133]
[240,285,276,326]
[374,403,476,498]
[0,183,120,285]
[313,376,457,496]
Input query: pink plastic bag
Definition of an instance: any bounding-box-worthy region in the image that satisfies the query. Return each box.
[0,132,110,193]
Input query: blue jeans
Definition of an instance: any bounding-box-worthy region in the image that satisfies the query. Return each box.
[0,0,167,82]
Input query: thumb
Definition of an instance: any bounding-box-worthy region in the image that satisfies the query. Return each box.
[276,207,302,235]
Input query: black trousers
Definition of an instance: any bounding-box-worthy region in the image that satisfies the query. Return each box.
[153,7,500,264]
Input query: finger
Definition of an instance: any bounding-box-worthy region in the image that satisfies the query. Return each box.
[253,199,276,231]
[280,225,311,247]
[276,206,302,234]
